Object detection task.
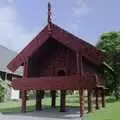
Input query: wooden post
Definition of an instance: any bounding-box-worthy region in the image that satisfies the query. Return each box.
[101,89,105,108]
[60,90,66,112]
[76,52,84,119]
[36,90,43,111]
[95,88,99,110]
[80,89,84,120]
[21,90,27,113]
[21,61,28,113]
[88,89,92,113]
[51,90,56,108]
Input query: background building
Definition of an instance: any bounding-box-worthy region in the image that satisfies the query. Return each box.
[0,45,22,100]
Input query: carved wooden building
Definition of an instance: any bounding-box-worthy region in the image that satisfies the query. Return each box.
[7,2,106,119]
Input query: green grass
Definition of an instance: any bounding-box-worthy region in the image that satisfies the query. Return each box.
[85,101,120,120]
[0,100,21,112]
[0,94,80,113]
[0,95,120,120]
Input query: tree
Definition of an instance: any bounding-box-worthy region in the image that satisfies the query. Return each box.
[0,78,11,102]
[96,32,120,100]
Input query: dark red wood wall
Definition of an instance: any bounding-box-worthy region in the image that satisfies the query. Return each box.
[82,57,102,74]
[27,38,102,77]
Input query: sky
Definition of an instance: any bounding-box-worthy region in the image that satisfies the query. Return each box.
[0,0,120,52]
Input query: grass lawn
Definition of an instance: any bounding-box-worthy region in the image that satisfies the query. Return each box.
[0,95,120,120]
[85,101,120,120]
[0,94,80,113]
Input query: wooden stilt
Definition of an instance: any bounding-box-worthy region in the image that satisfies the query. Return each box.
[51,90,56,108]
[60,90,66,112]
[101,89,105,108]
[80,89,84,119]
[21,90,27,113]
[36,90,43,111]
[95,88,99,110]
[88,89,92,113]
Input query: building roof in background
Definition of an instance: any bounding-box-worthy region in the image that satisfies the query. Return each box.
[0,45,23,76]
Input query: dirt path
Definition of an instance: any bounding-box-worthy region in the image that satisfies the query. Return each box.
[0,109,81,120]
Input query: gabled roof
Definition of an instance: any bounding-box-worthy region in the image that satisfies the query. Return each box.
[7,23,105,72]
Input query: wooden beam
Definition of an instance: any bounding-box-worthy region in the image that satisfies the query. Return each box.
[79,54,84,119]
[76,52,84,119]
[88,89,92,113]
[12,75,96,90]
[95,88,100,110]
[36,90,43,111]
[80,89,84,119]
[51,90,56,108]
[76,52,80,74]
[60,90,66,112]
[7,27,49,72]
[21,90,27,113]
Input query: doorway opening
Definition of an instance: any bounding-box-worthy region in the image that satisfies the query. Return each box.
[57,69,65,76]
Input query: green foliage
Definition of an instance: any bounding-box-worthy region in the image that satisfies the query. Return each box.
[0,86,4,102]
[0,78,11,102]
[97,32,120,52]
[96,31,120,100]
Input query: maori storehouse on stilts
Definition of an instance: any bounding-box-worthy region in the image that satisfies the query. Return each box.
[7,2,106,119]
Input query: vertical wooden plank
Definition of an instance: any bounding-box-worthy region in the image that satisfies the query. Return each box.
[88,89,92,113]
[36,90,43,111]
[95,88,99,110]
[60,90,66,112]
[24,60,29,77]
[76,52,84,119]
[51,90,56,108]
[21,90,27,113]
[80,89,84,120]
[51,57,56,109]
[79,53,83,76]
[76,52,80,74]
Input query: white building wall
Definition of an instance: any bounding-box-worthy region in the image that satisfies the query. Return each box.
[10,88,20,100]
